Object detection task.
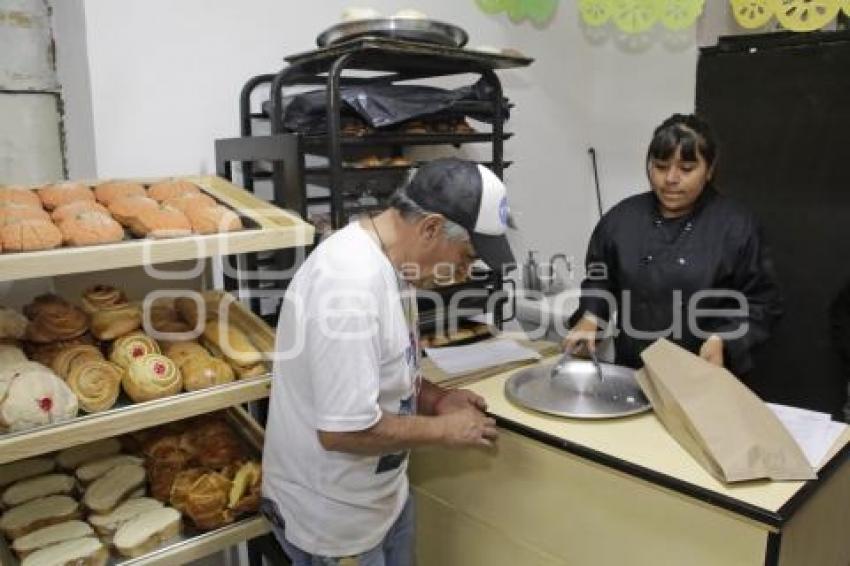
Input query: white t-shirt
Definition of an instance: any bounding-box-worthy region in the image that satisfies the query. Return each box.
[262,221,420,557]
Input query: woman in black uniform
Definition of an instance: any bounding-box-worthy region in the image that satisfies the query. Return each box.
[564,114,783,377]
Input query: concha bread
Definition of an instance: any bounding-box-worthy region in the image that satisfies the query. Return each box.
[87,497,163,536]
[12,520,94,558]
[113,506,181,558]
[56,437,122,470]
[2,474,76,507]
[0,457,55,488]
[20,536,107,566]
[83,463,146,513]
[0,495,80,539]
[76,454,144,484]
[0,366,78,432]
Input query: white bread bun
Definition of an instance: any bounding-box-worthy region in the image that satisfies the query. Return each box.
[83,463,146,513]
[12,520,94,558]
[0,495,80,539]
[2,474,76,507]
[20,536,107,566]
[88,497,162,537]
[0,363,77,432]
[56,438,122,470]
[113,507,181,558]
[75,454,144,484]
[0,457,55,488]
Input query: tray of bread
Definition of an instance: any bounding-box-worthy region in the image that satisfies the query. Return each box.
[0,176,314,282]
[0,408,269,566]
[0,287,275,465]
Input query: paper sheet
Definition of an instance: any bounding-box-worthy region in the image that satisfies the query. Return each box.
[424,339,542,376]
[768,403,848,468]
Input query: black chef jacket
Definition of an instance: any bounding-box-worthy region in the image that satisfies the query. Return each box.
[571,186,783,376]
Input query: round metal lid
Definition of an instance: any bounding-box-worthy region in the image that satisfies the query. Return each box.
[317,18,469,48]
[505,360,651,419]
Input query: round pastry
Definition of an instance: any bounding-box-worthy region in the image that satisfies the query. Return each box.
[126,204,191,239]
[25,335,96,367]
[37,182,94,211]
[0,185,42,208]
[23,294,68,320]
[51,200,109,223]
[90,305,142,340]
[58,211,125,247]
[81,285,128,313]
[0,202,50,226]
[109,332,161,369]
[0,306,28,340]
[163,341,209,367]
[163,193,216,213]
[0,344,27,368]
[25,303,89,343]
[51,344,104,380]
[0,364,78,432]
[67,360,123,413]
[186,205,243,235]
[108,196,159,227]
[147,180,200,202]
[93,182,146,205]
[181,356,234,391]
[0,219,62,252]
[122,354,182,403]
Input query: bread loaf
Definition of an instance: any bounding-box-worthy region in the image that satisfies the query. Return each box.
[87,497,162,537]
[0,457,55,488]
[83,463,146,513]
[75,454,144,484]
[2,474,76,507]
[202,320,262,367]
[12,520,94,558]
[0,495,80,539]
[20,536,107,566]
[113,506,181,558]
[56,438,122,470]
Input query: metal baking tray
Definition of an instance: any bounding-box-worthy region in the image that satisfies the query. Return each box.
[0,407,269,566]
[317,18,468,48]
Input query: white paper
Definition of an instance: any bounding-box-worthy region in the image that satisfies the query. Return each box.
[424,339,541,376]
[767,403,848,468]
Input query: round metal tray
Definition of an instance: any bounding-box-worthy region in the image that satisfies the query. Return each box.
[317,18,469,48]
[505,360,651,419]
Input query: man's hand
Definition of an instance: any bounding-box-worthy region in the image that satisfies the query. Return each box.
[434,389,487,415]
[562,315,599,357]
[700,335,724,367]
[439,407,498,448]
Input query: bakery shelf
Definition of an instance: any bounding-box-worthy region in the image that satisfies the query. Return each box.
[0,291,276,465]
[0,175,314,283]
[302,131,514,149]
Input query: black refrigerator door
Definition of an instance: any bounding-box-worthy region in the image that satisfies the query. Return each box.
[696,32,850,418]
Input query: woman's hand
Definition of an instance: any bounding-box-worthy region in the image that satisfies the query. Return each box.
[562,315,599,357]
[699,335,724,366]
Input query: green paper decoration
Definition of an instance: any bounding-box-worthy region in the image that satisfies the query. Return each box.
[660,0,706,29]
[579,0,612,26]
[475,0,559,25]
[730,0,844,31]
[730,0,773,28]
[577,0,705,32]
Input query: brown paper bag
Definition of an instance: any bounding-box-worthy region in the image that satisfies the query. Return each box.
[636,339,815,483]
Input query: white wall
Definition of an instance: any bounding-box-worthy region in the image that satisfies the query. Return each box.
[52,0,698,276]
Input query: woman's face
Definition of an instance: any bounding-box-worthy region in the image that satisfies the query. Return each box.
[648,146,713,218]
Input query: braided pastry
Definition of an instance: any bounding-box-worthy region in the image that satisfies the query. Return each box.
[109,332,160,369]
[122,354,182,403]
[67,360,123,413]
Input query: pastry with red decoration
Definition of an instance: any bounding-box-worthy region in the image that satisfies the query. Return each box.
[0,363,78,432]
[109,332,161,369]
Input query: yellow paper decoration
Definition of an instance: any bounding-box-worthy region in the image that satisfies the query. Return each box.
[659,0,705,29]
[610,0,661,33]
[770,0,840,31]
[579,0,612,26]
[843,0,850,16]
[730,0,774,28]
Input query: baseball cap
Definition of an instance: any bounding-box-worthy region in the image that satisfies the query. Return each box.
[403,158,516,273]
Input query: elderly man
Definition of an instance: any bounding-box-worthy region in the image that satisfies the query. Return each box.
[262,158,515,565]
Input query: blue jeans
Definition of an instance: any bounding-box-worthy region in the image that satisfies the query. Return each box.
[262,495,415,566]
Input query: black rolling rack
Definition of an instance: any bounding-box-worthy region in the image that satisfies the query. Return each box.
[215,37,532,331]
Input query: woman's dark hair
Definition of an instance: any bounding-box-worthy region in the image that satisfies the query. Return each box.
[647,113,717,168]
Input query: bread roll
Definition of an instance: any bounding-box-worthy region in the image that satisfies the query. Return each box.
[163,341,209,367]
[147,180,200,202]
[109,332,161,369]
[123,354,182,403]
[113,506,181,558]
[75,454,144,484]
[12,520,93,558]
[1,219,62,252]
[181,355,235,391]
[0,495,80,539]
[66,360,123,413]
[20,536,107,566]
[93,181,145,205]
[90,305,142,340]
[0,457,55,489]
[50,345,103,380]
[87,497,163,537]
[202,320,262,367]
[0,185,41,208]
[58,211,124,247]
[56,438,122,470]
[37,182,94,211]
[51,200,109,224]
[83,463,146,513]
[2,474,76,507]
[81,284,128,313]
